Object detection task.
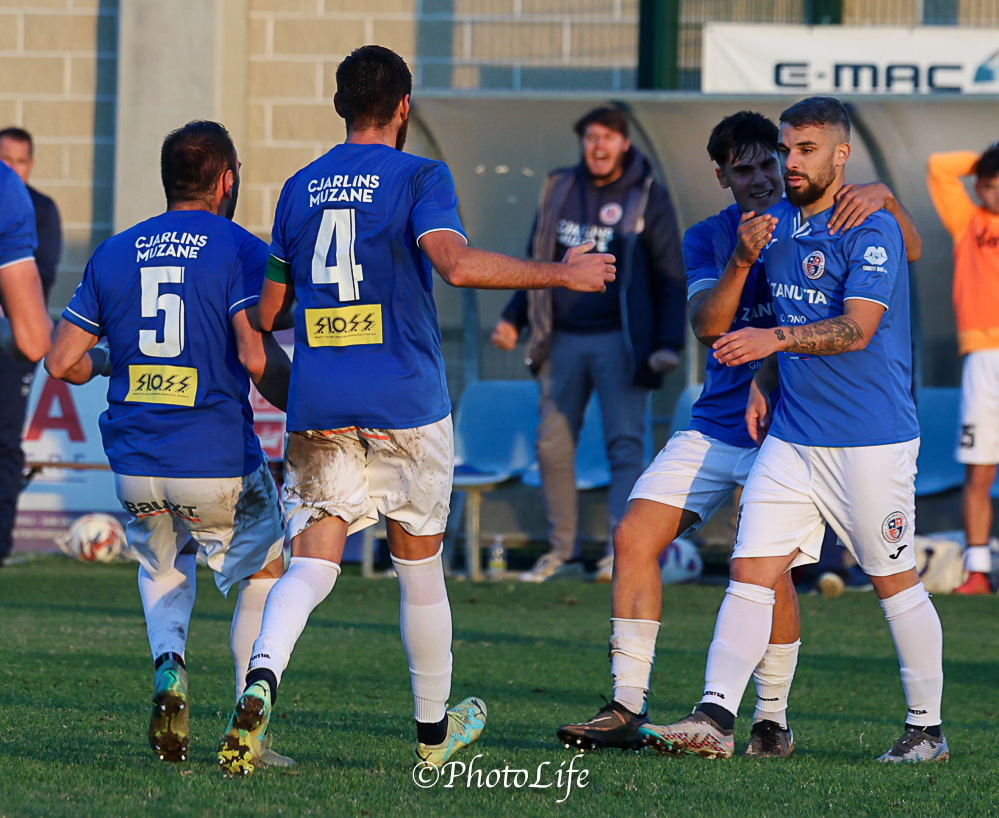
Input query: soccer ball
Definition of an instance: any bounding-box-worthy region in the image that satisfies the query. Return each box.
[58,513,126,563]
[660,537,703,585]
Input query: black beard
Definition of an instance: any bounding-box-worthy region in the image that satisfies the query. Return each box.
[395,118,409,151]
[785,172,830,207]
[223,174,240,220]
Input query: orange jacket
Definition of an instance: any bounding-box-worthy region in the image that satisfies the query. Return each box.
[927,151,999,355]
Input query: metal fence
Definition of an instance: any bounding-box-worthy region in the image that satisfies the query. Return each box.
[412,0,999,92]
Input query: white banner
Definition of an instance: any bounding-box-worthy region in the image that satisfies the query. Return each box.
[703,23,999,94]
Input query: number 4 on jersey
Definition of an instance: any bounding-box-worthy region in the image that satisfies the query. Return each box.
[312,208,363,302]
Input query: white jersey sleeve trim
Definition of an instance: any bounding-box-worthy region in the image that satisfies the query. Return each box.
[228,295,259,315]
[0,254,35,270]
[65,307,101,329]
[844,295,890,311]
[417,227,468,245]
[687,278,719,300]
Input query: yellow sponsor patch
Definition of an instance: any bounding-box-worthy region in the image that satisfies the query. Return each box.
[125,365,198,406]
[305,304,383,348]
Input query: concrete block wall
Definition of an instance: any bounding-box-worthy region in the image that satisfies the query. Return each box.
[0,0,117,311]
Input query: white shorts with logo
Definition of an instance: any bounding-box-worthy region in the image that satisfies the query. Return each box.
[734,435,919,577]
[115,460,285,596]
[282,416,454,541]
[956,348,999,465]
[629,429,759,535]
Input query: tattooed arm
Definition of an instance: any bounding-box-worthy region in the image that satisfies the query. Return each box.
[712,299,886,367]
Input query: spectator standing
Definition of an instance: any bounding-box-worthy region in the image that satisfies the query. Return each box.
[0,127,59,567]
[927,146,999,594]
[491,108,686,583]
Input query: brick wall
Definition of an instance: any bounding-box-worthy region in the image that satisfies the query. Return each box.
[240,0,638,239]
[0,0,117,311]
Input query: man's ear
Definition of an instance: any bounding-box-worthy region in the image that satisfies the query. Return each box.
[715,167,730,190]
[399,94,411,121]
[333,92,342,118]
[223,168,234,196]
[835,142,851,167]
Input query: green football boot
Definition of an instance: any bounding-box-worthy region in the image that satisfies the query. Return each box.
[414,697,488,768]
[148,657,189,763]
[217,681,272,777]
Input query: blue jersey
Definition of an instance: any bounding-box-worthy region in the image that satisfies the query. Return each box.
[684,204,777,449]
[271,142,464,431]
[761,199,918,447]
[0,162,37,269]
[63,210,267,478]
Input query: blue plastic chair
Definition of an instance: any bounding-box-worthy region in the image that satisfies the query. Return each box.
[522,393,654,491]
[914,387,964,497]
[451,380,539,579]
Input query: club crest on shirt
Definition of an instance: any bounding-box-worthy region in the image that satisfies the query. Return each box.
[599,203,623,226]
[802,250,825,280]
[882,511,907,543]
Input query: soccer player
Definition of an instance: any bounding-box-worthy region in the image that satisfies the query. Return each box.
[927,145,999,594]
[45,121,294,765]
[216,45,616,776]
[0,158,51,365]
[555,111,921,759]
[640,97,946,763]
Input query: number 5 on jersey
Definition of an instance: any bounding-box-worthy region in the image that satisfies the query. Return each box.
[312,208,363,301]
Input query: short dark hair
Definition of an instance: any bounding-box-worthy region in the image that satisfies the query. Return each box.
[706,111,779,166]
[0,126,33,155]
[976,144,999,181]
[335,45,412,130]
[160,121,237,207]
[779,96,851,141]
[573,107,629,140]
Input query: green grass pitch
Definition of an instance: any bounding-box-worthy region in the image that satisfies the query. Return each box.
[1,557,996,818]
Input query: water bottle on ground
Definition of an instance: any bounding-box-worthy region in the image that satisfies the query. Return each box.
[487,536,506,581]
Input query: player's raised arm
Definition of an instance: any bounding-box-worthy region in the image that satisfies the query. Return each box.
[689,211,776,345]
[44,319,110,385]
[253,267,296,332]
[232,310,291,412]
[0,258,52,362]
[712,298,885,366]
[827,182,922,262]
[419,230,615,292]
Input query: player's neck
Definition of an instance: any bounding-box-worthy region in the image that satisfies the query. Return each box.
[346,128,397,148]
[168,199,219,216]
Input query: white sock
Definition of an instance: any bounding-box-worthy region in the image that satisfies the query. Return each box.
[248,557,340,685]
[700,581,775,718]
[392,546,452,725]
[610,617,659,715]
[965,544,992,573]
[230,577,278,700]
[752,640,800,727]
[880,582,944,727]
[138,553,197,660]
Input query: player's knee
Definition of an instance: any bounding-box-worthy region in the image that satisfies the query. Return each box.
[612,517,656,565]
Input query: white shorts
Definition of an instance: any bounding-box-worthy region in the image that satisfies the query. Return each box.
[957,348,999,465]
[282,416,454,541]
[629,430,758,535]
[735,435,919,577]
[115,460,285,596]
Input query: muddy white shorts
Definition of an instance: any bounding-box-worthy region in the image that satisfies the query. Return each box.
[629,429,758,535]
[956,348,999,465]
[734,434,919,577]
[115,460,285,596]
[282,416,454,541]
